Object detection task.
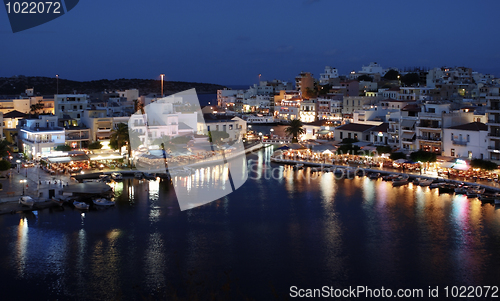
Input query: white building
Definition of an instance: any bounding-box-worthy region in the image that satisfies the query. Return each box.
[20,115,65,158]
[443,122,488,159]
[319,66,339,85]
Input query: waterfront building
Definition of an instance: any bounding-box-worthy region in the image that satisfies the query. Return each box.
[299,99,316,123]
[19,115,65,158]
[399,104,419,152]
[334,123,378,142]
[442,122,488,159]
[200,114,246,142]
[317,98,342,121]
[370,123,390,146]
[80,109,113,147]
[486,91,500,162]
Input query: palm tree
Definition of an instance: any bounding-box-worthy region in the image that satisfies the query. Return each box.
[285,119,305,143]
[110,123,130,156]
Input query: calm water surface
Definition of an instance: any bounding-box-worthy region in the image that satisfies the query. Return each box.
[1,147,500,300]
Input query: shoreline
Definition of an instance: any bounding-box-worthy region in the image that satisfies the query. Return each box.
[270,157,500,193]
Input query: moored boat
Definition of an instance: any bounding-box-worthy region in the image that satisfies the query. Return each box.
[93,198,115,207]
[382,174,399,181]
[51,197,64,206]
[392,175,409,187]
[438,183,457,194]
[111,172,123,181]
[368,172,381,179]
[134,172,143,179]
[19,196,35,208]
[479,192,500,203]
[454,184,468,194]
[418,179,433,187]
[73,201,89,210]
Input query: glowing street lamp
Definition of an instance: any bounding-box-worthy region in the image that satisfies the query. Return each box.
[20,179,27,195]
[56,74,59,94]
[160,74,165,97]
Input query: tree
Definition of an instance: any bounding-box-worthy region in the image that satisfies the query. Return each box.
[336,143,361,155]
[401,73,421,86]
[29,100,45,116]
[208,131,229,145]
[303,87,317,99]
[383,69,400,80]
[390,152,406,160]
[0,160,11,172]
[54,144,71,151]
[109,123,130,155]
[88,141,103,150]
[376,145,392,154]
[285,119,305,143]
[410,150,436,163]
[471,159,498,171]
[0,139,12,158]
[357,74,373,82]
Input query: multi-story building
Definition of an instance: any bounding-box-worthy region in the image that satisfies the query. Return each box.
[299,99,316,123]
[317,98,342,121]
[486,94,500,161]
[415,103,451,154]
[443,122,488,159]
[319,66,339,85]
[80,109,113,143]
[399,104,419,152]
[295,72,314,92]
[19,115,65,158]
[54,94,89,119]
[201,115,246,142]
[342,96,376,114]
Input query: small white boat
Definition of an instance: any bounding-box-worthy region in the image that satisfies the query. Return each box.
[418,179,433,187]
[111,172,123,181]
[73,201,89,210]
[392,176,409,187]
[93,198,115,206]
[19,196,35,208]
[134,172,143,179]
[51,197,64,206]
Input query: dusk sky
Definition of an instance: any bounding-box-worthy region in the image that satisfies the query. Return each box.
[1,0,499,86]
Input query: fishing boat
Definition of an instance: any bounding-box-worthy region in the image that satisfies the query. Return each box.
[429,180,445,189]
[454,184,468,194]
[73,201,89,210]
[293,163,304,170]
[19,196,35,208]
[51,197,64,206]
[438,183,457,194]
[392,175,409,187]
[466,186,485,198]
[92,198,115,207]
[382,174,399,181]
[368,172,381,179]
[418,179,433,187]
[479,192,500,203]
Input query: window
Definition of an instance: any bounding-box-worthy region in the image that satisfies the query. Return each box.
[451,149,455,156]
[467,134,470,142]
[468,151,472,158]
[340,132,343,140]
[451,133,453,140]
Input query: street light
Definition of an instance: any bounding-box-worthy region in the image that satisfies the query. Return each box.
[16,159,20,173]
[20,179,27,195]
[56,74,59,94]
[160,74,165,97]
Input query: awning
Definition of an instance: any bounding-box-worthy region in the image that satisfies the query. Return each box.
[48,154,89,163]
[88,153,124,161]
[317,130,332,135]
[401,120,416,128]
[441,162,455,168]
[401,132,415,139]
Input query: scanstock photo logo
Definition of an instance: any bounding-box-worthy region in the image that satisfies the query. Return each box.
[3,0,79,33]
[129,89,248,210]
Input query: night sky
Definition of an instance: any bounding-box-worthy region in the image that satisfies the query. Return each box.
[1,0,499,85]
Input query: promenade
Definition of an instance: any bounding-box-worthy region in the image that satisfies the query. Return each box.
[270,156,500,192]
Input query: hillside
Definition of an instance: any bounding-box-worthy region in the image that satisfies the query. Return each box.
[0,76,226,96]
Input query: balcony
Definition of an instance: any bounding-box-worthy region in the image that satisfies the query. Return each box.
[418,136,442,141]
[387,128,398,134]
[66,134,90,141]
[487,119,500,126]
[452,140,468,146]
[23,138,55,144]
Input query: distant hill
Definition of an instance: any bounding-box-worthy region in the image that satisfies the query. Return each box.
[0,76,226,97]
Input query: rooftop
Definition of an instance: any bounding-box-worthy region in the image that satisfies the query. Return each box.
[336,123,376,132]
[446,122,488,131]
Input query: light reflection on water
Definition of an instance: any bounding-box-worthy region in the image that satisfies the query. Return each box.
[1,149,500,299]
